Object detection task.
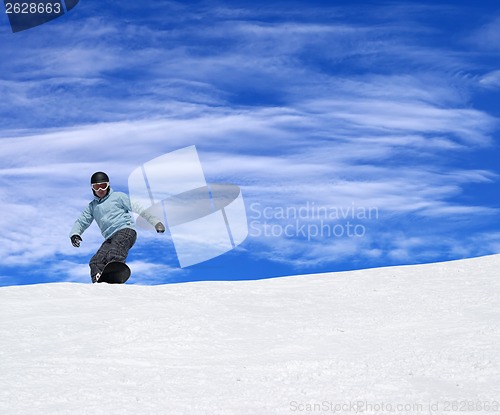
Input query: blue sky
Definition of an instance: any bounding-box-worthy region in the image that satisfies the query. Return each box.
[0,1,499,286]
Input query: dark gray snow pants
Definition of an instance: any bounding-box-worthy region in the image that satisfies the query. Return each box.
[89,228,137,281]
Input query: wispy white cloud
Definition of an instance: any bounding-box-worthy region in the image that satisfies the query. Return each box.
[480,70,500,89]
[0,4,487,126]
[468,15,500,51]
[125,260,182,285]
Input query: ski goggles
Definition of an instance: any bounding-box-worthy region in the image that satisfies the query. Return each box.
[91,182,109,191]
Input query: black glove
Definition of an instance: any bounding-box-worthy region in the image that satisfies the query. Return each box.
[71,235,82,247]
[155,222,165,233]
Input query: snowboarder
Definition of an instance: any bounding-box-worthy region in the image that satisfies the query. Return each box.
[70,172,165,283]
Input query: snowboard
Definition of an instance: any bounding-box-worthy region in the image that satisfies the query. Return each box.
[97,261,131,284]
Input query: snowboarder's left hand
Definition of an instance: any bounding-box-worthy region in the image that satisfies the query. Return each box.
[155,222,165,233]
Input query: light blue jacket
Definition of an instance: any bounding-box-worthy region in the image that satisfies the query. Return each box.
[70,189,138,240]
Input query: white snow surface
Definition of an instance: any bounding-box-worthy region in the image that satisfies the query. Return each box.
[1,255,499,415]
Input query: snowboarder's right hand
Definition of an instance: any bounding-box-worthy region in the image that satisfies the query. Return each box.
[71,235,82,248]
[155,222,165,233]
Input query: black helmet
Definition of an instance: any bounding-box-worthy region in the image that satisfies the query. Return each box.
[91,172,109,184]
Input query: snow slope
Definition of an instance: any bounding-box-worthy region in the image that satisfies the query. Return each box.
[1,255,499,415]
